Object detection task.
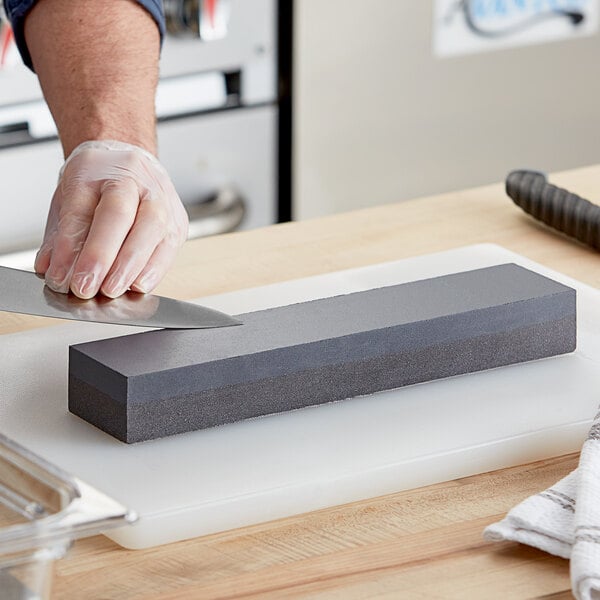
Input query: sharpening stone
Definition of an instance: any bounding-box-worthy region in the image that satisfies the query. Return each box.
[68,263,576,443]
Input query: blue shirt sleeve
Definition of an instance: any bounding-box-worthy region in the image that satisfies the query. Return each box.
[3,0,165,71]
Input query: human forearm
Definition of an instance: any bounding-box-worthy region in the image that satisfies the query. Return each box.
[25,0,160,156]
[21,0,187,299]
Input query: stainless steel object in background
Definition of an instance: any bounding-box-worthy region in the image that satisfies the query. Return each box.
[0,0,293,266]
[186,186,245,238]
[0,265,241,328]
[165,0,231,39]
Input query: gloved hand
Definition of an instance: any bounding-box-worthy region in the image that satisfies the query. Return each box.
[34,140,189,299]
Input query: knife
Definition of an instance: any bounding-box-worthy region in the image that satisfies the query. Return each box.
[0,265,241,329]
[506,169,600,251]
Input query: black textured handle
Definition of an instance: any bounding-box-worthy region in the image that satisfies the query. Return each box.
[506,169,600,250]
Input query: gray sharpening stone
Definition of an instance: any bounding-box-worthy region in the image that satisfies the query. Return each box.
[68,264,577,443]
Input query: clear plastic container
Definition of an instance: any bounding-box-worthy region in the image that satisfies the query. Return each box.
[0,433,136,599]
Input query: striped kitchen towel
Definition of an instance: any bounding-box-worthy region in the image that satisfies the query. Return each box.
[484,409,600,600]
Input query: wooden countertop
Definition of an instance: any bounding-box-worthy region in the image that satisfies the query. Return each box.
[8,164,600,598]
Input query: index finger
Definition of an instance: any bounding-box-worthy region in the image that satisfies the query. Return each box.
[44,181,98,293]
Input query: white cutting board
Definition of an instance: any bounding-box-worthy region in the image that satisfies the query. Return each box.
[1,244,599,549]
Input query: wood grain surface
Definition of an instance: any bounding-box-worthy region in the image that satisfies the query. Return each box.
[4,164,599,598]
[53,454,577,600]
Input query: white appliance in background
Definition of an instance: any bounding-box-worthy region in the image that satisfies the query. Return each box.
[0,0,291,266]
[294,0,600,220]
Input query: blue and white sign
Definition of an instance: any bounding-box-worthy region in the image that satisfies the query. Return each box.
[433,0,599,57]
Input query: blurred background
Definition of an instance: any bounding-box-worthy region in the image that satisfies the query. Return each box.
[1,0,600,265]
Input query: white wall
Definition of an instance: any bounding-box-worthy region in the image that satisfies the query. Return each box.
[293,1,600,219]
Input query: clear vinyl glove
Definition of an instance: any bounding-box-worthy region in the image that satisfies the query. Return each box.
[35,140,189,299]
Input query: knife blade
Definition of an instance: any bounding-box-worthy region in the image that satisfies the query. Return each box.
[0,266,241,329]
